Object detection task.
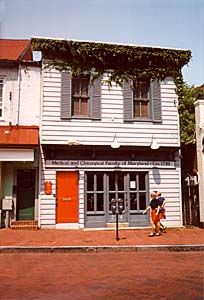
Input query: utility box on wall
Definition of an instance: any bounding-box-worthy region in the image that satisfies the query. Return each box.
[2,197,13,210]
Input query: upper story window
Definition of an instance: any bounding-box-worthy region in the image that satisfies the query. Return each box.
[72,77,89,116]
[133,81,150,118]
[61,72,101,120]
[124,79,161,122]
[0,78,4,119]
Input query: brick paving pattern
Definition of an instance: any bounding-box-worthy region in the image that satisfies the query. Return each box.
[0,227,203,247]
[0,251,203,300]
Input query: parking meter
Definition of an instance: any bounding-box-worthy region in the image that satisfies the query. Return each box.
[118,198,124,215]
[111,198,117,215]
[110,198,124,241]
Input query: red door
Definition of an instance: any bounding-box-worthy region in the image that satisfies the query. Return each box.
[56,172,78,223]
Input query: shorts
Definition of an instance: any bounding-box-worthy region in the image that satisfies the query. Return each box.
[151,210,159,223]
[159,208,166,220]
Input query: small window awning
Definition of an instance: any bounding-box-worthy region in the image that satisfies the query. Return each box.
[0,125,39,146]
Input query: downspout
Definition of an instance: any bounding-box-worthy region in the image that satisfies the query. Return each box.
[16,61,22,125]
[38,65,43,228]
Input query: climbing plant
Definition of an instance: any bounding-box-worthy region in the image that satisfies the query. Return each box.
[31,37,191,89]
[32,38,197,142]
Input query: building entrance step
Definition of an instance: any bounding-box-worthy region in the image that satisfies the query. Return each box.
[10,220,38,230]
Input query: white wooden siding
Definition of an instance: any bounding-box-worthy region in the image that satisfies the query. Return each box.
[40,67,179,147]
[79,170,85,228]
[40,163,182,228]
[149,160,182,227]
[39,67,182,228]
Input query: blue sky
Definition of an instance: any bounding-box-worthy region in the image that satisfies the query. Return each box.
[0,0,203,86]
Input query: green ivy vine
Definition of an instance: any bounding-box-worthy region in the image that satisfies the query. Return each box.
[31,37,191,98]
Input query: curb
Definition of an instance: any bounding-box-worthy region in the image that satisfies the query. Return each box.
[0,244,203,253]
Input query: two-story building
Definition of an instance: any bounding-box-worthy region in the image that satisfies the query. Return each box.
[32,37,191,229]
[0,39,40,228]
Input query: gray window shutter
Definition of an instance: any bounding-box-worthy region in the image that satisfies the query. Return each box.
[91,77,101,120]
[124,79,133,121]
[61,71,71,119]
[151,80,162,122]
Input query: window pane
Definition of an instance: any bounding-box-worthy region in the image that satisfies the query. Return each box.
[72,78,80,96]
[130,193,137,210]
[139,192,146,210]
[141,102,148,117]
[109,193,116,210]
[141,82,149,99]
[87,193,94,211]
[87,173,94,191]
[117,173,124,190]
[130,173,136,184]
[81,78,89,97]
[134,101,140,118]
[109,174,115,191]
[96,194,104,211]
[139,173,146,190]
[81,99,88,115]
[73,97,80,115]
[118,193,125,210]
[96,173,103,191]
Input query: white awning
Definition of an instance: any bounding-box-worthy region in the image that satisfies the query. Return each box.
[0,149,34,161]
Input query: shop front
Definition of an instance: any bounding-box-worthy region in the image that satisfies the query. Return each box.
[0,126,39,227]
[42,146,177,229]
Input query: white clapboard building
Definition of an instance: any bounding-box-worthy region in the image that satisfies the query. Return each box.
[32,37,191,229]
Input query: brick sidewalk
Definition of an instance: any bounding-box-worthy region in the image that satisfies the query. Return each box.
[0,227,203,247]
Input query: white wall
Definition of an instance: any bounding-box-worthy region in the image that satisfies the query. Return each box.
[18,65,41,125]
[195,100,204,225]
[41,69,179,148]
[0,65,41,126]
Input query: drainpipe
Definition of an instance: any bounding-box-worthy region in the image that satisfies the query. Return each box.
[16,62,22,124]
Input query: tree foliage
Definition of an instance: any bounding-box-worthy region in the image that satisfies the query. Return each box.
[179,84,204,143]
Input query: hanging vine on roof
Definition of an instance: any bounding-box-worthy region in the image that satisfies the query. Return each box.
[31,37,191,97]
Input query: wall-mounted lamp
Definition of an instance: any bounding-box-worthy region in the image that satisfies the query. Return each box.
[111,134,120,149]
[150,135,160,150]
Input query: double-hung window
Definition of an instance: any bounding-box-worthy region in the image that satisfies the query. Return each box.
[61,72,101,120]
[133,81,150,118]
[72,77,89,116]
[124,79,161,122]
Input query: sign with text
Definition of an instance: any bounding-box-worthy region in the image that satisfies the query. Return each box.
[46,160,176,169]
